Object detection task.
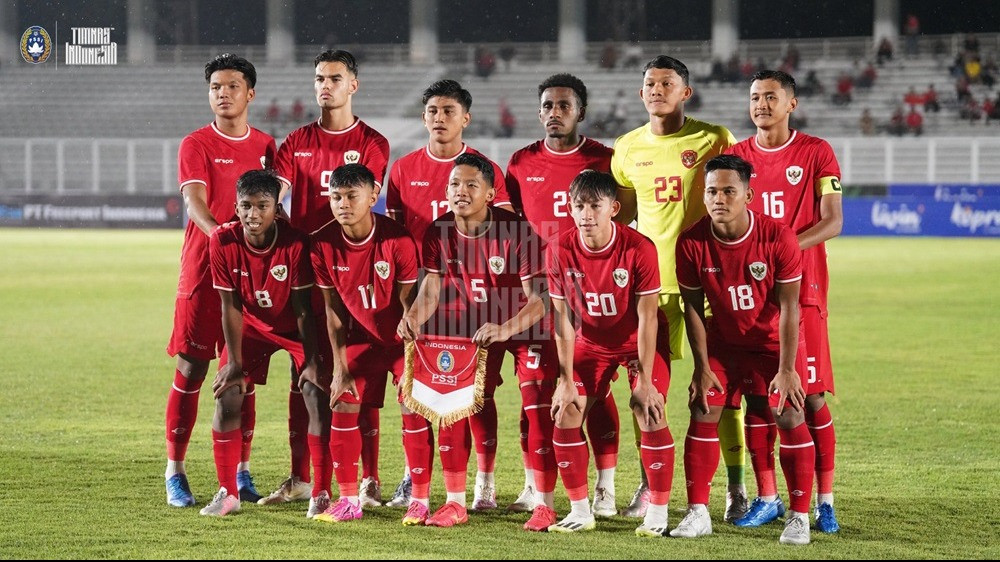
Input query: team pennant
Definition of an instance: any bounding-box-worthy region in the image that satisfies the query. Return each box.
[401,335,487,427]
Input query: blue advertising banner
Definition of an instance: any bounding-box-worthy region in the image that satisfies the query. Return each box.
[843,185,1000,237]
[0,193,184,228]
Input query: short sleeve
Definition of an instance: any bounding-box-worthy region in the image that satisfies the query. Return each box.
[178,136,208,191]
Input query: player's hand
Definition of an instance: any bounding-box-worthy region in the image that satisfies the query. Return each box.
[550,380,585,425]
[769,367,805,415]
[297,360,328,394]
[328,370,359,409]
[689,367,724,415]
[472,322,509,347]
[630,379,664,427]
[397,315,420,341]
[212,363,247,399]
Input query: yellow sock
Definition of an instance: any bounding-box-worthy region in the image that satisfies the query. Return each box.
[718,405,745,486]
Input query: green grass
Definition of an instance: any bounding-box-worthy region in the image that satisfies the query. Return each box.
[0,229,998,559]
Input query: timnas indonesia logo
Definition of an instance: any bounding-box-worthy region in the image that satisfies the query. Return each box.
[66,27,118,65]
[20,26,51,64]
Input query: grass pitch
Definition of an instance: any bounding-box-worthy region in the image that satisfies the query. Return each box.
[0,229,997,559]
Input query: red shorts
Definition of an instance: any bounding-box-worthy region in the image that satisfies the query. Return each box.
[507,338,559,385]
[572,339,670,400]
[166,278,223,361]
[219,325,308,386]
[336,341,403,407]
[718,342,808,409]
[803,306,835,395]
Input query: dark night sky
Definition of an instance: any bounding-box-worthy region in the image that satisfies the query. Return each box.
[15,0,1000,45]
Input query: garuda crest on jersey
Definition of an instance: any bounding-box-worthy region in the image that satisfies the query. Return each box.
[344,150,361,164]
[374,260,390,280]
[786,166,803,186]
[749,261,767,281]
[270,265,288,281]
[681,150,698,169]
[488,256,505,275]
[613,268,629,288]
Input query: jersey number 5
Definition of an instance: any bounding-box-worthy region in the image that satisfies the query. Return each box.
[654,176,683,203]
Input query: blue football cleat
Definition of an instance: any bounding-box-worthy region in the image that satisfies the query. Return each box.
[733,496,785,527]
[237,470,262,503]
[815,502,840,533]
[166,473,196,507]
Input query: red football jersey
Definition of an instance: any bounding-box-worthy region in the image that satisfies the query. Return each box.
[546,222,661,351]
[385,144,511,253]
[727,131,841,309]
[676,211,802,350]
[310,213,419,346]
[506,137,613,242]
[422,207,543,338]
[176,123,276,297]
[274,118,390,234]
[210,220,314,335]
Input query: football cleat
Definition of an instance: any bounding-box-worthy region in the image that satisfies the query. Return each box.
[385,475,412,508]
[506,484,537,513]
[314,497,363,523]
[471,482,497,511]
[306,491,331,519]
[402,501,430,526]
[425,501,469,527]
[236,470,263,503]
[669,504,713,538]
[620,481,650,518]
[815,502,840,533]
[359,476,383,508]
[165,473,196,508]
[523,504,558,532]
[257,476,311,505]
[724,486,749,522]
[548,511,596,533]
[779,512,811,545]
[634,522,669,538]
[591,486,616,518]
[199,487,240,517]
[733,496,785,527]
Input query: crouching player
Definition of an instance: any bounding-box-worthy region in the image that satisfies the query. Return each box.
[546,170,674,536]
[202,169,328,516]
[671,154,814,545]
[310,164,419,522]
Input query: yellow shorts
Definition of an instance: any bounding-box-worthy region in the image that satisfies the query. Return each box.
[658,293,685,360]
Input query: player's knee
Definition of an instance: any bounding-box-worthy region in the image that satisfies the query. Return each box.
[774,407,805,429]
[689,404,724,424]
[176,354,209,381]
[805,392,826,412]
[216,387,243,422]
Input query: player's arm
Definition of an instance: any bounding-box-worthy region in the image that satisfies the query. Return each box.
[679,285,723,415]
[397,271,440,341]
[769,279,805,414]
[798,182,843,250]
[631,292,665,427]
[292,287,322,389]
[397,279,418,316]
[181,182,220,236]
[320,287,355,405]
[549,297,584,424]
[472,275,546,347]
[212,289,246,398]
[616,187,637,225]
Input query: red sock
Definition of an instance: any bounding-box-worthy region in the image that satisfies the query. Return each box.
[683,421,719,505]
[212,428,242,494]
[640,427,675,505]
[469,398,498,474]
[289,384,311,482]
[438,418,471,494]
[307,433,331,497]
[521,384,557,494]
[553,426,590,502]
[745,408,778,497]
[165,370,202,461]
[330,411,362,497]
[587,390,620,471]
[240,383,256,463]
[402,413,434,500]
[518,406,530,477]
[778,423,815,513]
[359,404,380,482]
[807,402,836,495]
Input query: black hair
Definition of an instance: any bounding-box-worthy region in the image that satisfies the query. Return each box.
[236,169,281,201]
[422,79,473,112]
[705,154,753,187]
[751,69,797,97]
[642,55,690,86]
[314,49,359,77]
[569,170,618,202]
[454,153,494,188]
[205,53,257,88]
[330,163,375,190]
[537,73,588,109]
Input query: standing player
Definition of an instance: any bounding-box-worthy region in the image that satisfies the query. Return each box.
[262,49,391,509]
[611,55,746,520]
[202,170,325,517]
[383,79,512,509]
[546,170,673,537]
[310,164,419,523]
[165,53,275,507]
[504,73,621,518]
[726,70,843,533]
[397,153,551,529]
[672,154,814,545]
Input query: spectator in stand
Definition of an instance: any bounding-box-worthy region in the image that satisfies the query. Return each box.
[600,41,619,70]
[781,45,801,72]
[903,14,920,56]
[965,54,982,83]
[499,43,517,72]
[288,98,305,126]
[963,34,980,56]
[906,107,924,136]
[923,85,940,113]
[799,70,824,98]
[832,73,853,106]
[856,62,877,89]
[708,59,727,84]
[981,57,997,89]
[960,96,982,124]
[498,97,516,138]
[956,76,972,104]
[859,108,876,136]
[887,106,906,136]
[725,54,742,83]
[266,98,282,124]
[876,37,894,66]
[903,87,925,109]
[475,46,497,80]
[983,97,997,125]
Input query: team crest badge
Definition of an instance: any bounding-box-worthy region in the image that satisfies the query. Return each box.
[613,268,629,288]
[344,150,361,164]
[437,351,454,373]
[488,256,505,275]
[270,265,288,281]
[749,261,767,281]
[786,166,803,186]
[680,150,698,169]
[20,26,52,64]
[374,260,390,280]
